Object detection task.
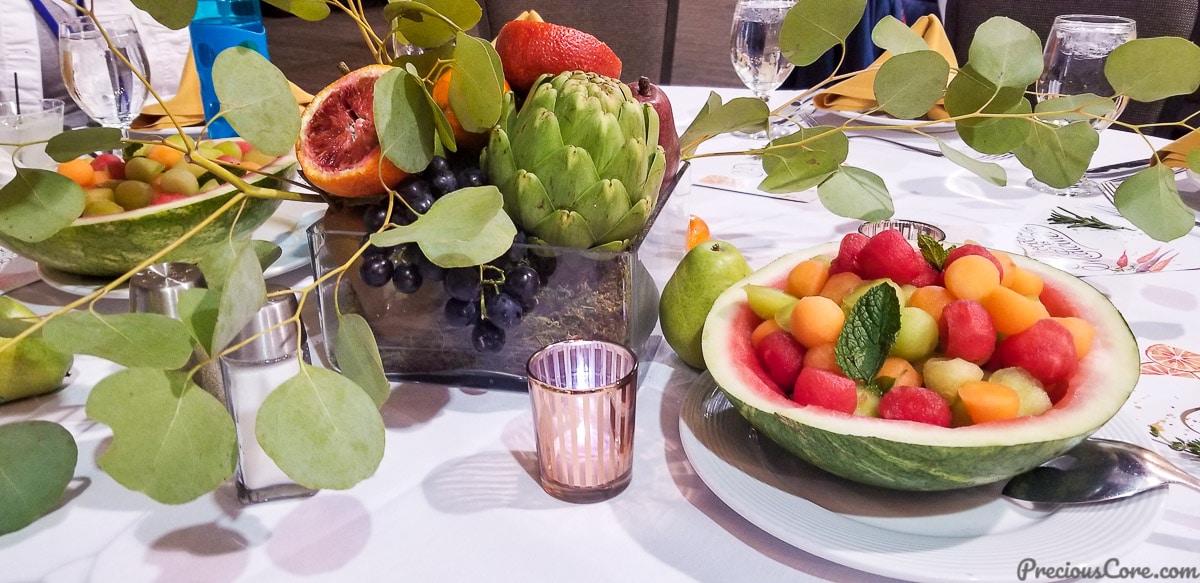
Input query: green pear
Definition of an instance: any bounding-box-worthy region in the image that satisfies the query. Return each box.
[659,240,752,369]
[0,297,73,403]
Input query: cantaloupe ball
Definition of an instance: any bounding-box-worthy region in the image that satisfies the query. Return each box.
[790,295,846,348]
[982,286,1051,336]
[944,254,1001,301]
[875,356,922,388]
[787,258,831,298]
[1051,316,1095,358]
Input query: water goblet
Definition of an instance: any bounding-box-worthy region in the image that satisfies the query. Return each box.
[1027,14,1136,197]
[59,15,151,139]
[730,0,797,140]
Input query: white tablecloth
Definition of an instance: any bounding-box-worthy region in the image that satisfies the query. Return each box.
[1,86,1198,582]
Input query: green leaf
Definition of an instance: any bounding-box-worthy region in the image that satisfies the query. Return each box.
[1033,94,1117,122]
[918,234,953,270]
[1112,166,1194,241]
[945,67,1032,154]
[1189,149,1200,174]
[816,166,894,221]
[131,0,196,30]
[780,0,867,67]
[261,0,331,21]
[46,128,123,162]
[387,0,482,49]
[758,126,847,192]
[938,140,1007,186]
[679,93,770,157]
[874,51,950,119]
[213,48,301,156]
[376,68,437,173]
[257,364,385,489]
[450,33,506,133]
[43,312,194,369]
[1107,37,1200,103]
[0,421,77,535]
[333,314,391,409]
[835,283,901,384]
[371,186,517,267]
[1012,122,1099,189]
[0,168,85,243]
[870,15,930,54]
[87,369,237,504]
[178,288,219,358]
[251,240,283,271]
[965,17,1043,89]
[211,244,267,354]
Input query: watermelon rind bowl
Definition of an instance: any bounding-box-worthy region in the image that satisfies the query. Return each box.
[0,144,296,277]
[701,242,1141,491]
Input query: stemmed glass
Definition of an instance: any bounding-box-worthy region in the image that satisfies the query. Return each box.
[59,15,151,139]
[730,0,797,140]
[1027,15,1136,197]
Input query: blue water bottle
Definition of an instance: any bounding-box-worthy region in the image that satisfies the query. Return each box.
[189,0,270,138]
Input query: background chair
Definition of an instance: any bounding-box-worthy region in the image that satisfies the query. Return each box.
[943,0,1200,134]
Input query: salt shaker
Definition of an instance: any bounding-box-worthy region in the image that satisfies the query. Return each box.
[219,285,317,504]
[129,263,225,404]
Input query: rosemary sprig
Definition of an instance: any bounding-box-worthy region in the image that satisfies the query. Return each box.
[1150,424,1200,459]
[1048,207,1131,230]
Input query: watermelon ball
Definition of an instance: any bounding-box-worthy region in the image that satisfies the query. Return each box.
[878,385,952,427]
[755,331,807,395]
[792,367,857,414]
[938,299,996,365]
[992,318,1079,402]
[855,229,929,285]
[829,232,869,274]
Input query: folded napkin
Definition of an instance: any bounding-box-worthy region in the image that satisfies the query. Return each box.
[1155,130,1200,168]
[133,50,314,131]
[813,15,957,121]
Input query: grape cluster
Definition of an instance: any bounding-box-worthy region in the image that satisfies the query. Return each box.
[357,157,554,353]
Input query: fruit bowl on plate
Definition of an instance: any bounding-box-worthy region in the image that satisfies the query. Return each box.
[701,230,1141,491]
[0,138,296,277]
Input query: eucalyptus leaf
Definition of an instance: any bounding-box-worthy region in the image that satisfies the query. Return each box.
[261,0,331,21]
[870,15,930,55]
[946,66,1031,154]
[1189,149,1200,173]
[874,51,950,119]
[131,0,195,30]
[1012,121,1099,188]
[758,126,847,192]
[178,288,219,358]
[678,93,770,156]
[1034,94,1116,122]
[450,33,505,133]
[1112,166,1194,241]
[938,141,1007,186]
[376,68,437,173]
[333,314,391,409]
[0,421,77,535]
[387,0,481,48]
[46,128,123,162]
[43,312,194,369]
[965,17,1043,89]
[816,166,894,221]
[371,186,517,267]
[212,48,301,155]
[0,168,85,243]
[779,0,867,67]
[211,244,268,354]
[251,240,283,271]
[257,364,385,489]
[1107,37,1200,103]
[87,369,237,504]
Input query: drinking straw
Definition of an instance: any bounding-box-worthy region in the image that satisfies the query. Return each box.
[12,73,18,115]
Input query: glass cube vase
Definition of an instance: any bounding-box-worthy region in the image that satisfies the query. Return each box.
[307,166,687,391]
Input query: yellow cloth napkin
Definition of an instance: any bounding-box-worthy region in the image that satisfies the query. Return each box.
[1155,130,1200,168]
[133,50,314,131]
[813,15,958,121]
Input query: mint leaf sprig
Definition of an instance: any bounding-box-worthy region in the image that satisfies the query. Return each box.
[918,233,955,271]
[834,283,901,389]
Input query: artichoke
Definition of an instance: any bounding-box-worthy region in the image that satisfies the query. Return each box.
[481,71,666,251]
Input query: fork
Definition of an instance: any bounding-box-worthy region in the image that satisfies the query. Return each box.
[847,134,1012,162]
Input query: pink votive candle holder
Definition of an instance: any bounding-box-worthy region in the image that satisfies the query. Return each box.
[527,339,638,503]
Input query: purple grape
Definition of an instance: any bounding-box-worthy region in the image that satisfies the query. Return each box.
[443,298,479,327]
[485,293,523,328]
[503,264,540,301]
[457,167,486,188]
[418,253,446,282]
[472,321,506,352]
[391,263,423,294]
[430,171,459,196]
[363,204,389,232]
[360,255,394,287]
[444,267,481,301]
[428,156,450,175]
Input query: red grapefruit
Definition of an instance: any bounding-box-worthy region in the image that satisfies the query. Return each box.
[296,64,407,198]
[494,20,622,95]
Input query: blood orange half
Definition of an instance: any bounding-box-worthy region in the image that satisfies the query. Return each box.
[494,20,622,95]
[296,64,407,198]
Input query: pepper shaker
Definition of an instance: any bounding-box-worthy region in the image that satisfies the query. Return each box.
[219,285,317,504]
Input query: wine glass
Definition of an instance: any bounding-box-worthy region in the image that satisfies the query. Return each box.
[730,0,797,140]
[1027,14,1136,197]
[59,15,151,139]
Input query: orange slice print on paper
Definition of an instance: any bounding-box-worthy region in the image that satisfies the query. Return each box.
[1141,343,1200,378]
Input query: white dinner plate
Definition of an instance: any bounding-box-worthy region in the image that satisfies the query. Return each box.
[822,108,958,133]
[38,201,324,300]
[679,373,1166,583]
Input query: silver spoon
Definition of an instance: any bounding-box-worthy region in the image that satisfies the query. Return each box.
[1002,438,1200,505]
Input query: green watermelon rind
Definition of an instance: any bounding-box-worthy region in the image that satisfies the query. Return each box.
[0,152,296,277]
[702,242,1141,491]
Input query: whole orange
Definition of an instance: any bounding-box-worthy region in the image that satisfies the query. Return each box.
[494,20,622,95]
